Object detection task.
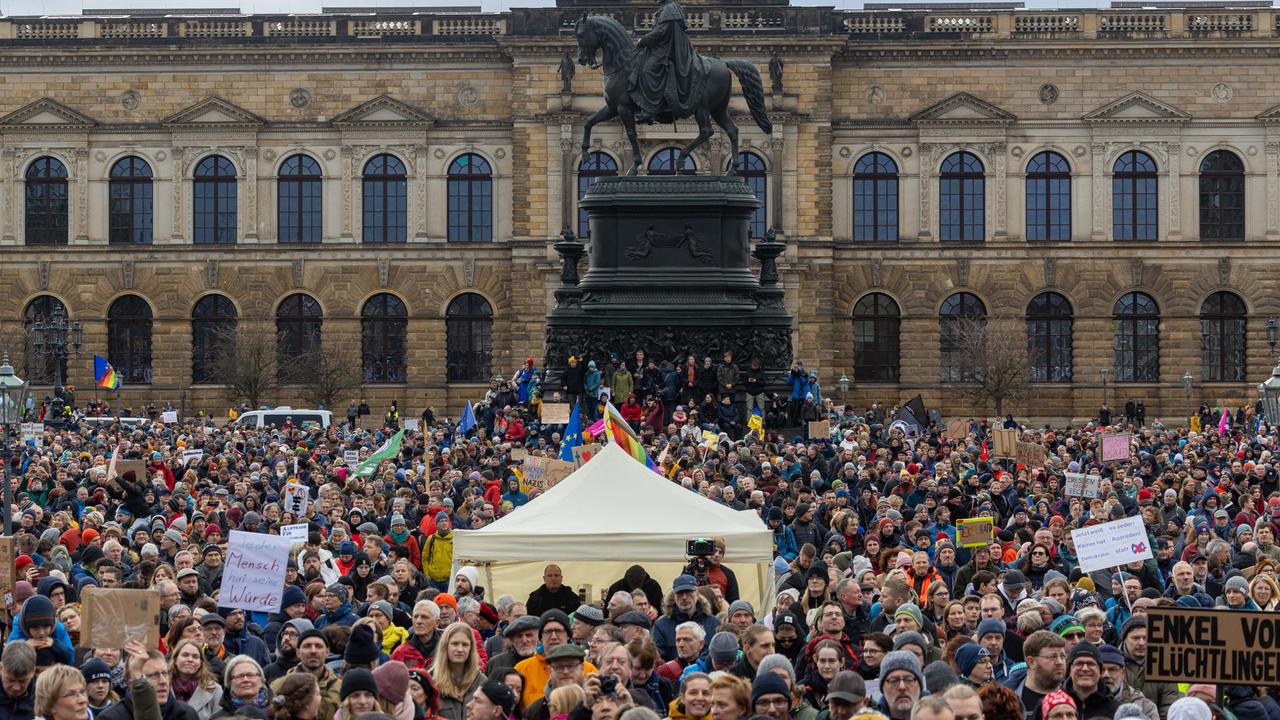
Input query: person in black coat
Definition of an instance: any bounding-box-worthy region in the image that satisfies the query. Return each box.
[525,564,580,617]
[0,642,35,720]
[561,357,586,408]
[606,566,664,611]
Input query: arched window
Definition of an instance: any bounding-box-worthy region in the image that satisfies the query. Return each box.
[1201,291,1246,382]
[22,296,68,384]
[1200,150,1245,242]
[276,294,322,377]
[1113,292,1160,382]
[25,156,68,245]
[852,293,900,383]
[109,157,153,245]
[738,152,767,238]
[939,292,986,382]
[363,154,407,243]
[1113,150,1157,241]
[1027,292,1073,383]
[1026,151,1071,242]
[853,152,898,242]
[191,294,237,384]
[940,152,984,242]
[448,153,493,242]
[446,293,492,383]
[107,295,153,384]
[279,154,322,244]
[578,152,617,239]
[362,293,408,384]
[648,148,696,176]
[193,155,237,244]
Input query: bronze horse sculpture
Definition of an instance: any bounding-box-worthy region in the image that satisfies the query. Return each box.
[574,14,773,176]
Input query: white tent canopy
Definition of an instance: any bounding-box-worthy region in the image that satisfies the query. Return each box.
[453,442,776,610]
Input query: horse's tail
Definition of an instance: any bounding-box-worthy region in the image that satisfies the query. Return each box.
[726,60,773,135]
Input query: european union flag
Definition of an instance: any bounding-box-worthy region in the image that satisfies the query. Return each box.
[559,401,582,462]
[458,401,477,435]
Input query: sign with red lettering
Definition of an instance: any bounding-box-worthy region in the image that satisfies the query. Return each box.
[1148,606,1280,686]
[220,530,292,612]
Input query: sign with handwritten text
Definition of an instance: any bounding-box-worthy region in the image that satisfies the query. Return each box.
[220,530,292,612]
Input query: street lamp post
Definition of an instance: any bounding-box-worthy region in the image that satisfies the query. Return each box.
[28,304,82,411]
[839,373,849,407]
[0,355,30,536]
[1100,367,1110,406]
[1268,317,1278,358]
[1182,371,1193,421]
[1262,319,1280,429]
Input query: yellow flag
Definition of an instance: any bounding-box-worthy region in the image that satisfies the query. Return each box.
[701,430,719,449]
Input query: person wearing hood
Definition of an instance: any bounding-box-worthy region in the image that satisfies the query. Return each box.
[263,618,310,684]
[7,595,74,667]
[500,478,528,509]
[263,586,308,655]
[314,585,358,629]
[606,566,664,611]
[767,507,799,561]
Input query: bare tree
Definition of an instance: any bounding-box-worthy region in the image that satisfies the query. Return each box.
[279,342,362,410]
[947,314,1030,417]
[212,322,279,409]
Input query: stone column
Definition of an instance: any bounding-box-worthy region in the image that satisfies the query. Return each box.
[991,142,1007,240]
[1266,142,1279,239]
[243,146,258,241]
[415,144,428,241]
[340,146,353,241]
[1091,143,1107,240]
[560,136,575,233]
[1166,143,1181,241]
[2,148,14,243]
[171,147,185,241]
[75,148,89,243]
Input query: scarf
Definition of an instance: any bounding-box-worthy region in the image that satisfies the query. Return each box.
[232,688,270,710]
[388,526,410,545]
[172,676,198,703]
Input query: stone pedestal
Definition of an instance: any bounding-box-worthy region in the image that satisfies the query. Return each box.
[545,175,793,385]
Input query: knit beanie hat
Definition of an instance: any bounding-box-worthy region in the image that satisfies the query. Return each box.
[892,631,928,655]
[1115,704,1148,720]
[372,661,411,704]
[976,618,1005,639]
[340,668,379,701]
[955,643,990,677]
[326,583,350,605]
[1119,615,1147,644]
[756,654,796,684]
[708,632,741,665]
[21,595,56,632]
[727,599,755,620]
[893,603,923,629]
[922,660,958,695]
[750,672,791,707]
[1040,690,1076,718]
[1167,697,1213,720]
[344,624,380,665]
[80,658,112,684]
[878,650,924,689]
[1067,640,1102,670]
[1224,575,1250,595]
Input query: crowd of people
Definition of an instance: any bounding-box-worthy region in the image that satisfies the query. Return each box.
[0,359,1275,720]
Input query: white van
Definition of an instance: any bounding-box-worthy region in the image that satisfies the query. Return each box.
[234,406,332,429]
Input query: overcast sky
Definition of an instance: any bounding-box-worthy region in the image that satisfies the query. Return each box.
[2,0,1114,16]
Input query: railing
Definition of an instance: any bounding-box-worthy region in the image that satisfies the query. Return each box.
[1098,12,1169,34]
[844,15,906,33]
[99,21,167,39]
[721,11,785,30]
[638,12,708,30]
[265,19,335,37]
[926,14,994,33]
[431,18,506,36]
[1013,14,1080,34]
[16,21,79,40]
[351,19,418,36]
[1186,13,1255,32]
[179,19,252,38]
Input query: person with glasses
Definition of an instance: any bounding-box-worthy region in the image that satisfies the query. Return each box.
[875,651,923,720]
[750,673,792,720]
[33,665,89,720]
[96,643,199,720]
[1002,630,1065,720]
[1097,644,1156,720]
[216,656,268,717]
[513,611,598,709]
[1060,642,1116,720]
[954,643,992,689]
[974,619,1011,683]
[1047,616,1085,653]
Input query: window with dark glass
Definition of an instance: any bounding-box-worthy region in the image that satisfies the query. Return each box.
[109,157,153,245]
[279,154,322,244]
[853,292,900,383]
[276,293,322,379]
[363,154,406,243]
[1113,291,1160,382]
[192,294,237,384]
[193,155,237,244]
[738,152,768,238]
[22,296,68,384]
[448,153,492,242]
[446,293,492,383]
[1113,151,1157,241]
[1026,152,1071,242]
[1027,291,1073,383]
[853,152,898,242]
[940,292,986,382]
[578,152,617,239]
[1201,291,1246,382]
[25,156,68,246]
[940,152,984,242]
[107,295,153,384]
[362,293,408,384]
[1199,150,1245,242]
[647,148,696,176]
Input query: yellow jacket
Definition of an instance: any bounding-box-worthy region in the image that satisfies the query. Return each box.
[423,531,454,582]
[514,653,598,709]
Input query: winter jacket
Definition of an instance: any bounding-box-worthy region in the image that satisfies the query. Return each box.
[390,631,441,671]
[437,673,487,720]
[0,680,34,720]
[179,684,222,720]
[314,601,358,629]
[423,531,454,583]
[97,693,199,720]
[652,594,722,662]
[1124,647,1180,717]
[221,628,270,669]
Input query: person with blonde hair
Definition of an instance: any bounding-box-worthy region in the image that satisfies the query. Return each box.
[708,675,750,720]
[548,684,584,720]
[168,639,222,720]
[430,622,486,720]
[1249,573,1280,610]
[34,665,88,720]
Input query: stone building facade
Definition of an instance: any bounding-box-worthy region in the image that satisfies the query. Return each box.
[0,3,1275,420]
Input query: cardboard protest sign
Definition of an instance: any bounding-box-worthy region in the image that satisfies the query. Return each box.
[1016,441,1045,469]
[221,530,293,612]
[1064,472,1102,499]
[280,523,309,543]
[343,450,360,468]
[1147,606,1280,685]
[404,418,420,431]
[572,443,602,468]
[520,457,575,493]
[182,449,203,466]
[0,536,14,595]
[281,483,309,517]
[80,587,160,649]
[945,419,968,439]
[20,423,43,447]
[992,428,1017,459]
[115,459,148,483]
[161,411,178,424]
[957,517,994,548]
[1070,515,1153,573]
[808,419,830,441]
[1100,433,1132,462]
[542,403,572,425]
[510,448,529,463]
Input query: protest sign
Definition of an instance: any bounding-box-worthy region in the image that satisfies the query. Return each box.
[115,459,147,483]
[1147,607,1280,685]
[1016,441,1045,469]
[520,457,575,493]
[572,443,602,468]
[343,450,360,467]
[280,523,309,543]
[808,419,830,441]
[1100,433,1132,462]
[20,423,43,447]
[945,419,968,439]
[0,536,13,595]
[221,530,292,612]
[992,428,1017,459]
[80,587,160,649]
[542,403,572,425]
[1064,472,1102,499]
[404,418,420,431]
[161,411,178,424]
[701,430,720,449]
[182,449,203,466]
[957,517,994,548]
[1070,515,1153,573]
[281,483,308,517]
[510,448,529,463]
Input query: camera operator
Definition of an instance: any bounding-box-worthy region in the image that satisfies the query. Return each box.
[704,538,740,604]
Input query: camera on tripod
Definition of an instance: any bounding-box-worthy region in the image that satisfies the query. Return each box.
[684,537,715,586]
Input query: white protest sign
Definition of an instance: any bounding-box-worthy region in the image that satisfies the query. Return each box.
[404,418,420,431]
[182,449,203,466]
[280,523,309,543]
[1064,472,1102,499]
[281,483,309,517]
[161,411,178,424]
[1070,515,1153,573]
[221,530,292,612]
[344,450,360,468]
[21,423,43,448]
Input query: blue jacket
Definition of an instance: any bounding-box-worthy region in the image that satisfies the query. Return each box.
[314,601,358,629]
[223,627,271,668]
[653,604,721,663]
[7,618,74,667]
[788,370,808,401]
[772,526,798,560]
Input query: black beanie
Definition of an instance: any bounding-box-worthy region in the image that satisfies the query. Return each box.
[21,596,55,633]
[340,668,379,701]
[344,624,380,665]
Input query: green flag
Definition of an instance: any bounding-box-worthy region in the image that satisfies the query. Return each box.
[353,429,405,478]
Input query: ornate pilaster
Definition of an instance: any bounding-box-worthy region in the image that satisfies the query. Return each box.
[1267,142,1280,238]
[2,148,14,242]
[1166,143,1181,240]
[171,147,185,240]
[1092,143,1107,240]
[340,146,353,240]
[768,136,784,234]
[560,135,576,233]
[415,144,428,239]
[918,143,937,240]
[75,148,88,242]
[991,142,1007,239]
[243,146,258,240]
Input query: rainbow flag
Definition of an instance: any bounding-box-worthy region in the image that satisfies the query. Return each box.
[94,355,120,390]
[602,401,657,471]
